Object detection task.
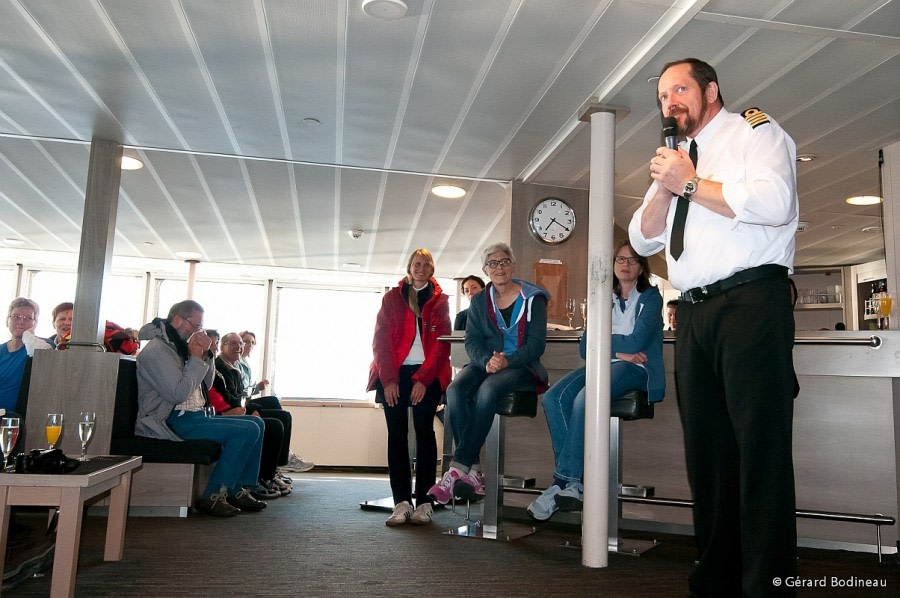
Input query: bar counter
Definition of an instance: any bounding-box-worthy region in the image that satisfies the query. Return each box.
[440,330,900,553]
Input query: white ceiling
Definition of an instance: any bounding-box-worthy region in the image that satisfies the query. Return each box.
[0,0,898,281]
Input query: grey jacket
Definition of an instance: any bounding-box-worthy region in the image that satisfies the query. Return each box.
[135,319,214,441]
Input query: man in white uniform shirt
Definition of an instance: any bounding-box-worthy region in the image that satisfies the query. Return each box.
[629,58,798,597]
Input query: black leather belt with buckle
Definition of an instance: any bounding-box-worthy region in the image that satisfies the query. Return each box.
[680,264,788,304]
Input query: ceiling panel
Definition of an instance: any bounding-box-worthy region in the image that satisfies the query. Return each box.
[0,0,897,281]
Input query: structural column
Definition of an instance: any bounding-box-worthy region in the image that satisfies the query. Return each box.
[881,142,900,298]
[70,138,122,348]
[581,107,618,567]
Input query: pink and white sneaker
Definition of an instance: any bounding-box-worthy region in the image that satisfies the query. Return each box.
[427,470,462,505]
[454,472,485,500]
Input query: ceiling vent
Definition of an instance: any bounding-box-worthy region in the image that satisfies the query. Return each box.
[796,221,810,233]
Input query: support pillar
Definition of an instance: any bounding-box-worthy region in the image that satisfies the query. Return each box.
[70,139,122,349]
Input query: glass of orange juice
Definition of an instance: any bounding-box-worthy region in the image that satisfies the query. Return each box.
[879,292,892,330]
[46,413,63,449]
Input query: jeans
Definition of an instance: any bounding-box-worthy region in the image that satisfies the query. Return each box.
[166,410,263,496]
[542,361,647,484]
[447,364,539,469]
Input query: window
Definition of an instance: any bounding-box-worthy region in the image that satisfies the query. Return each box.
[28,271,147,339]
[156,279,266,371]
[272,286,382,400]
[0,267,18,317]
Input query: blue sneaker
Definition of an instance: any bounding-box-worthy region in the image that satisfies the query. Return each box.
[555,482,584,512]
[527,485,561,521]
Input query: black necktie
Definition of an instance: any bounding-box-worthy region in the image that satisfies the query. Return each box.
[670,140,698,261]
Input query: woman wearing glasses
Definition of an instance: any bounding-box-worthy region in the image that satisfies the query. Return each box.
[427,242,551,504]
[527,239,664,521]
[367,249,452,526]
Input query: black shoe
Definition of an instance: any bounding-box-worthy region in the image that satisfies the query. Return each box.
[228,488,267,512]
[195,492,240,517]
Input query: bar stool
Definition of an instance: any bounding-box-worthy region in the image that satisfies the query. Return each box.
[449,390,538,540]
[608,389,658,555]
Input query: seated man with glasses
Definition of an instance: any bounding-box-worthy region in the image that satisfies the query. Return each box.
[1,297,40,419]
[135,300,268,517]
[427,242,551,504]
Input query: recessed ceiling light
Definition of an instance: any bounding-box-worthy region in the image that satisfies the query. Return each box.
[845,195,882,206]
[362,0,407,20]
[120,156,143,170]
[431,184,466,199]
[861,226,882,233]
[174,251,202,261]
[796,154,817,162]
[3,238,24,246]
[302,117,320,127]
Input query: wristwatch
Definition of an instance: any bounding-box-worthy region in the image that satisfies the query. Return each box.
[682,176,701,201]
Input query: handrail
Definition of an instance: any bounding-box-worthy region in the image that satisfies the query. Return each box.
[793,335,881,348]
[505,487,895,562]
[663,334,882,348]
[618,494,895,563]
[441,334,884,348]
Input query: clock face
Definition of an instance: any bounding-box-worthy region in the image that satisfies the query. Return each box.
[529,198,575,244]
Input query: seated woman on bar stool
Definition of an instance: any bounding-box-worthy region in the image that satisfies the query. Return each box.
[527,239,664,521]
[368,249,452,526]
[428,242,550,505]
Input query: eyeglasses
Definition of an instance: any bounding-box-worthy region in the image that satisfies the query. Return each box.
[614,256,640,265]
[224,341,244,347]
[485,258,513,270]
[8,315,35,322]
[181,315,203,331]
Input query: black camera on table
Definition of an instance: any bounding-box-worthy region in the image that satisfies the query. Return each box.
[14,448,79,475]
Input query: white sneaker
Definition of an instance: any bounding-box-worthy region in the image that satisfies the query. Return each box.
[409,502,434,525]
[280,453,314,473]
[527,485,561,521]
[555,482,584,512]
[385,501,413,527]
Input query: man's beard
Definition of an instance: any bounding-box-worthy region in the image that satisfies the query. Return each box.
[672,92,710,138]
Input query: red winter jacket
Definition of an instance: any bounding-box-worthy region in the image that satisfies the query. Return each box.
[366,278,452,392]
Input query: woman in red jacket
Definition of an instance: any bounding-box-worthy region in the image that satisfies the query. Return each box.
[367,249,451,526]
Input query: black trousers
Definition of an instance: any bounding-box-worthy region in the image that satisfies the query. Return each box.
[258,416,284,481]
[248,396,292,466]
[376,365,442,507]
[676,276,797,597]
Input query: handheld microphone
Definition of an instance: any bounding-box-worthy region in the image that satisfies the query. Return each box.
[662,116,678,150]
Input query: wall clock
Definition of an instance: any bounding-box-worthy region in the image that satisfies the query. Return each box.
[529,197,575,244]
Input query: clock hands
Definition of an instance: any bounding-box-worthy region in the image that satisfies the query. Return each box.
[547,217,570,232]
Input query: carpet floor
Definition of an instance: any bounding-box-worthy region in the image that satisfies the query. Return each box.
[5,473,899,597]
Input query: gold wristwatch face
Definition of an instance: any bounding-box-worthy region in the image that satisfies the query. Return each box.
[529,197,575,244]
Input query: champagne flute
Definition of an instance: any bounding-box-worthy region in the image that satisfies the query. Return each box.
[1,417,19,470]
[879,292,893,330]
[565,298,576,329]
[580,299,587,328]
[78,412,95,460]
[46,413,63,450]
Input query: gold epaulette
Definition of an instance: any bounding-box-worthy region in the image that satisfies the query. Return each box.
[741,107,770,129]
